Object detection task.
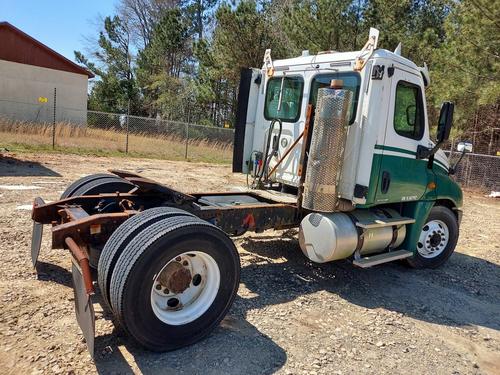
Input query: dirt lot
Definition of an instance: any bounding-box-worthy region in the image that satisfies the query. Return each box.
[0,152,499,375]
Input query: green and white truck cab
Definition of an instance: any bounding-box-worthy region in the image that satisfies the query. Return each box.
[235,28,469,268]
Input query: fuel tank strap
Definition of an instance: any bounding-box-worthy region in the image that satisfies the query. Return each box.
[345,212,364,251]
[379,208,399,249]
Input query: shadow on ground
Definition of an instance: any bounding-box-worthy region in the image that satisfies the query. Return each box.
[237,235,500,332]
[38,233,499,374]
[92,316,286,375]
[36,261,72,288]
[0,155,61,177]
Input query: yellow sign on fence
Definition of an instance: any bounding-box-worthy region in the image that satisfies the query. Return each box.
[38,97,48,103]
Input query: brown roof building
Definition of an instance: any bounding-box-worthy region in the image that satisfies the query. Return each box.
[0,22,92,124]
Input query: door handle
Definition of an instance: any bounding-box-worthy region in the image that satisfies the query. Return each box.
[381,171,391,194]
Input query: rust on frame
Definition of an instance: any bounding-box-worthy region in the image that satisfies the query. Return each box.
[52,212,134,248]
[32,193,138,224]
[65,237,94,295]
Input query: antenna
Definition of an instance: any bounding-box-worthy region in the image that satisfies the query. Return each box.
[263,49,274,77]
[354,28,379,71]
[394,42,402,55]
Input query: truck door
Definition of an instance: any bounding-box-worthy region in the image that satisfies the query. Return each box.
[374,67,432,203]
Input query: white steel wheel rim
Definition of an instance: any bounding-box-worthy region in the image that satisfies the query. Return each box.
[151,251,220,325]
[417,219,449,259]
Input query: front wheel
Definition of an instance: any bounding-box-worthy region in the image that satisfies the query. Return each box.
[406,206,459,269]
[109,215,240,351]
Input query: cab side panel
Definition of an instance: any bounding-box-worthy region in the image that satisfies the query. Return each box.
[367,64,434,206]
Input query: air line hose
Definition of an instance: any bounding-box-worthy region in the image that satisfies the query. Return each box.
[257,118,282,187]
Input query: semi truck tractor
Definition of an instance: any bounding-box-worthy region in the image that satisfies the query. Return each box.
[30,28,472,356]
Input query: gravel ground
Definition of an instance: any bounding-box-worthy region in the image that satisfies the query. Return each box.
[0,152,499,375]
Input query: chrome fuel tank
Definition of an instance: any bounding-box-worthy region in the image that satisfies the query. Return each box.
[299,208,406,263]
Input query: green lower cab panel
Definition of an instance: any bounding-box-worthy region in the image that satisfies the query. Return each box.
[363,152,434,207]
[358,146,463,254]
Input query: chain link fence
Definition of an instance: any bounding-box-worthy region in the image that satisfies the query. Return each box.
[87,111,234,159]
[445,151,500,191]
[1,106,499,190]
[0,109,235,164]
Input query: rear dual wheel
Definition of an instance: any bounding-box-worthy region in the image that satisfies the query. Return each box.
[105,212,240,351]
[60,173,135,268]
[60,173,134,199]
[98,207,195,308]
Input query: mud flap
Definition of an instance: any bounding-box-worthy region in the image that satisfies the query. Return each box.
[71,259,95,358]
[31,197,46,268]
[31,221,43,267]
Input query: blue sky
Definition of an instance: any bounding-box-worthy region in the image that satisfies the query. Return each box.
[1,0,118,62]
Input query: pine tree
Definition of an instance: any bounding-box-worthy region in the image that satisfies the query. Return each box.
[75,16,138,113]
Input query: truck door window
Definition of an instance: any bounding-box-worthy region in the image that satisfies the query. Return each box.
[309,72,361,124]
[393,81,424,140]
[264,76,304,122]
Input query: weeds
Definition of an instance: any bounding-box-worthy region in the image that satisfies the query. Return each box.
[0,119,233,164]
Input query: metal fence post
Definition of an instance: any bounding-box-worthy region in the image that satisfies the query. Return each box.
[52,88,56,149]
[125,100,130,154]
[488,128,494,155]
[185,123,189,159]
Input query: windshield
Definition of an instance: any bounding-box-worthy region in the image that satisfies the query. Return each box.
[309,72,361,124]
[264,76,304,122]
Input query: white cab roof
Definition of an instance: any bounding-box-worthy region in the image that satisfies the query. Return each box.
[270,49,418,71]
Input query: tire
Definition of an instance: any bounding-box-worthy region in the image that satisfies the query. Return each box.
[71,177,134,197]
[60,173,114,199]
[406,206,459,269]
[109,215,240,351]
[98,207,195,309]
[60,173,135,270]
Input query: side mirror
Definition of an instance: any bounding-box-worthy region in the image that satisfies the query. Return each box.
[457,141,473,153]
[450,141,473,175]
[436,102,454,143]
[416,101,455,160]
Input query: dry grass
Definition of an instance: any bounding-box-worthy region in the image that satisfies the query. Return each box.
[0,119,233,164]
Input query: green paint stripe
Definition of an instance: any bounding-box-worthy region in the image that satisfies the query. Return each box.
[375,144,449,172]
[374,144,416,156]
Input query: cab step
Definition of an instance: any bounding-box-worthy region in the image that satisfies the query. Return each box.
[353,249,413,268]
[355,216,415,229]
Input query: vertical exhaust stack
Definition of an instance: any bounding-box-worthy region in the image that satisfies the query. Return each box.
[302,80,353,212]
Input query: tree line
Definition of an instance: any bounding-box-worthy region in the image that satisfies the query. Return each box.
[76,0,498,150]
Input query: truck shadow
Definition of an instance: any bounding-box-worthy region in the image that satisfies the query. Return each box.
[92,287,286,375]
[32,261,287,374]
[92,232,499,374]
[0,155,61,177]
[36,233,498,374]
[92,319,286,375]
[35,261,73,288]
[238,235,500,332]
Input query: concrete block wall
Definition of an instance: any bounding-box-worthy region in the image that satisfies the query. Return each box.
[0,59,88,124]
